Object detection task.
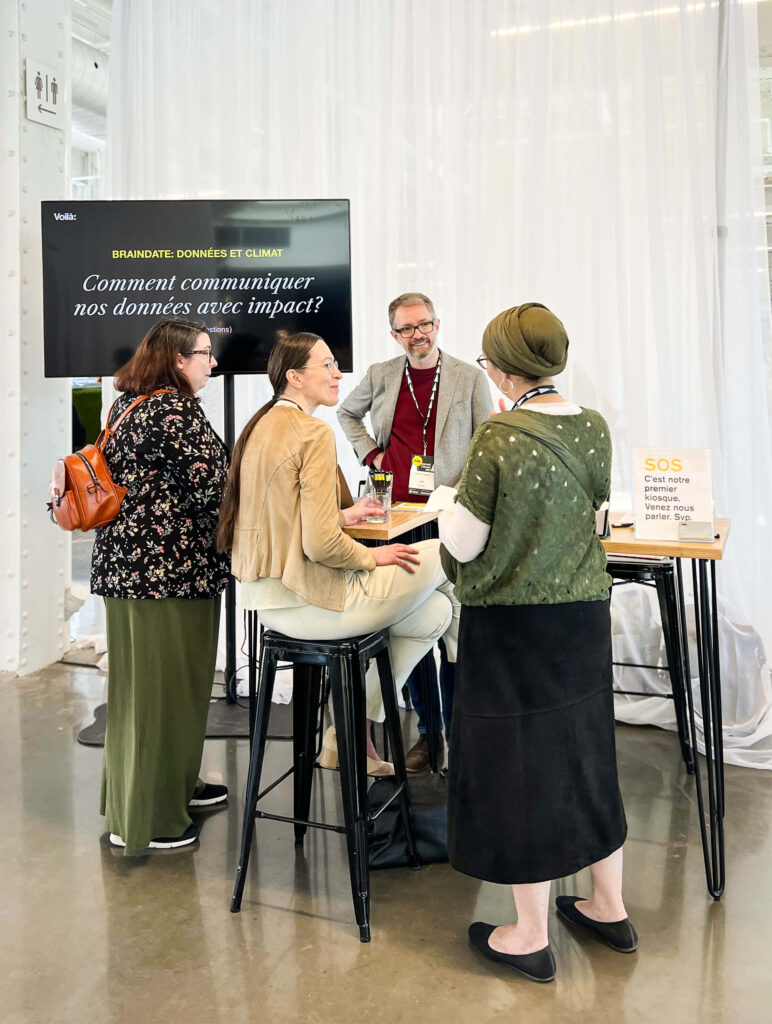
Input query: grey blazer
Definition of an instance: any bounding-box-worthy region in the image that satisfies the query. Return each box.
[337,351,492,489]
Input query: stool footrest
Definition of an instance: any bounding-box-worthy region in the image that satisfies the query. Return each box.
[614,688,675,699]
[614,660,671,672]
[368,781,407,822]
[256,765,295,802]
[255,810,347,835]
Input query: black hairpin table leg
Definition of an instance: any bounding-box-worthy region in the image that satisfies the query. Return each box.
[676,558,725,899]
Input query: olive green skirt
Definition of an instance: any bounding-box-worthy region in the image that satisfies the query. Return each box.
[100,596,220,855]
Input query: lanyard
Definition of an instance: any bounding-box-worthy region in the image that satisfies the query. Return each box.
[404,352,442,456]
[512,384,558,409]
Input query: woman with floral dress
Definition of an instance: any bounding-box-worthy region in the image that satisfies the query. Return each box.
[91,319,230,854]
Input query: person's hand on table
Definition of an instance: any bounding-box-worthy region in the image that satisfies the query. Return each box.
[373,544,420,573]
[343,495,383,525]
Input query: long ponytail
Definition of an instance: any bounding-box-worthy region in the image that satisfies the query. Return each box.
[215,332,322,552]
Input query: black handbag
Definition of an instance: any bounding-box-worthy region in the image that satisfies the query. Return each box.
[367,772,449,869]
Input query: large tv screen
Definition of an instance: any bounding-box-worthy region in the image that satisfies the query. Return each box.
[42,199,352,377]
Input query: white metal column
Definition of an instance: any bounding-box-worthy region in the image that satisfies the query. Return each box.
[0,0,72,675]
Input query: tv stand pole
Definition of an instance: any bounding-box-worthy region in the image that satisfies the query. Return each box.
[223,373,238,703]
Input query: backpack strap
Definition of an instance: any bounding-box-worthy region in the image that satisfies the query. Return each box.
[97,388,175,452]
[493,408,596,504]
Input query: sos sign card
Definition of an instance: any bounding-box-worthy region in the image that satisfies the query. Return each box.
[633,448,713,541]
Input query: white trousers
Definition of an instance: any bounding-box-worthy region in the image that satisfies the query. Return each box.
[256,539,459,722]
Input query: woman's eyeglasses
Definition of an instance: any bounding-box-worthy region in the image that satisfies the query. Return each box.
[476,355,488,369]
[185,347,214,361]
[301,358,340,374]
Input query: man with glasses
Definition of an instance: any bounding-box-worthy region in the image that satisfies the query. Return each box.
[338,292,491,772]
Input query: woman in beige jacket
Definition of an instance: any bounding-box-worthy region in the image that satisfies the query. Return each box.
[217,332,458,774]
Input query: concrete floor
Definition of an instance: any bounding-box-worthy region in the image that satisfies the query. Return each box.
[1,662,770,1024]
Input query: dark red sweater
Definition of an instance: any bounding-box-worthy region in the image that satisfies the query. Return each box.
[365,364,439,503]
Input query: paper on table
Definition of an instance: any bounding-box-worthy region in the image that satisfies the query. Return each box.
[425,484,458,512]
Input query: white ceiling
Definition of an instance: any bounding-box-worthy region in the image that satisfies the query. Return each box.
[71,0,111,149]
[72,0,112,53]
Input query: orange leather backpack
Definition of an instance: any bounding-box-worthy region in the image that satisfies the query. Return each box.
[47,389,172,532]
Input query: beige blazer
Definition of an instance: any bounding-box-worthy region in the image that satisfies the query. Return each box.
[337,351,492,487]
[231,404,376,611]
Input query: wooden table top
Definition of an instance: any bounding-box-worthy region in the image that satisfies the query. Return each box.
[345,505,730,559]
[343,505,438,541]
[603,517,730,561]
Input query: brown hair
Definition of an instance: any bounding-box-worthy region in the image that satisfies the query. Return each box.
[216,332,322,552]
[388,292,436,329]
[113,318,208,398]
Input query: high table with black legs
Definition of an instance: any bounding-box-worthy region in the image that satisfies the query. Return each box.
[603,518,731,899]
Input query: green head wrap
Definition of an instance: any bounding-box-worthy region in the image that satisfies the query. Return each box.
[482,302,569,378]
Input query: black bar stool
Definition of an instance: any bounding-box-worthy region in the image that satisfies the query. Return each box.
[230,620,420,942]
[608,558,693,773]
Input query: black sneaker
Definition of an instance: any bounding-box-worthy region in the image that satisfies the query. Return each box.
[108,823,200,850]
[148,824,200,849]
[189,782,228,808]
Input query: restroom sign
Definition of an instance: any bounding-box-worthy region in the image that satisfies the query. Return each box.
[633,448,713,541]
[25,59,64,131]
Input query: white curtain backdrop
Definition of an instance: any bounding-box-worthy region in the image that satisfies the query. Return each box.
[106,0,772,766]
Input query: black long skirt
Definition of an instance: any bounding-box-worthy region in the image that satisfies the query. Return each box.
[447,599,627,884]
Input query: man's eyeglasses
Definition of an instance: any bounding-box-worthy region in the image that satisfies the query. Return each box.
[393,320,436,339]
[301,358,340,374]
[185,347,214,361]
[476,355,488,369]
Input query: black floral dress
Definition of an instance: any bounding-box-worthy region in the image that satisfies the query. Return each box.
[90,390,230,600]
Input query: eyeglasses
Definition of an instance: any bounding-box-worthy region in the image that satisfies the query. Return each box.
[393,320,436,339]
[185,347,214,361]
[476,355,488,369]
[300,358,339,374]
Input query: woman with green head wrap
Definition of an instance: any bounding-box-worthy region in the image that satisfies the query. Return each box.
[439,302,635,983]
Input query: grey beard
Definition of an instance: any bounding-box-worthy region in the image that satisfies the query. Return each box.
[409,338,438,362]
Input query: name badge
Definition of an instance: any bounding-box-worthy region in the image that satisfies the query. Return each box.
[408,454,435,495]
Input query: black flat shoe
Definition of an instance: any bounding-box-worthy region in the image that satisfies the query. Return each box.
[468,922,556,983]
[555,895,638,953]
